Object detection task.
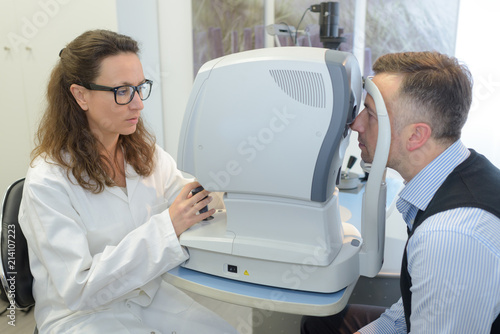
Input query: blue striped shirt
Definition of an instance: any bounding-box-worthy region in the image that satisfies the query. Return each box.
[359,140,500,333]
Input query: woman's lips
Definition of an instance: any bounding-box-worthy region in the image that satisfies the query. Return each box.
[127,117,138,125]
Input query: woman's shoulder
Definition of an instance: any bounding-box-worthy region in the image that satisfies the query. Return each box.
[153,144,178,167]
[27,154,72,186]
[30,155,63,172]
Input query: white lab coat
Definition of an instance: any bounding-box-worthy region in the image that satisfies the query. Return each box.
[19,145,237,334]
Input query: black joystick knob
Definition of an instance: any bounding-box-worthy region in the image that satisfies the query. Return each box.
[191,186,214,221]
[347,156,357,170]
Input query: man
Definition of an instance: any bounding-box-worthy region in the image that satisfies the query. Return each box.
[302,51,500,333]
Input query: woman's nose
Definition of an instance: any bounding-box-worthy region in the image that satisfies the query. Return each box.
[129,91,144,110]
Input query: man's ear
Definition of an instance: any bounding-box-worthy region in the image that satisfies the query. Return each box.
[70,84,89,111]
[407,123,432,151]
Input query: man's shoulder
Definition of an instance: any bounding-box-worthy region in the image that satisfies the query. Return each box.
[415,207,500,252]
[422,149,500,220]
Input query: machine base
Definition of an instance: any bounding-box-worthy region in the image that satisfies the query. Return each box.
[181,213,363,293]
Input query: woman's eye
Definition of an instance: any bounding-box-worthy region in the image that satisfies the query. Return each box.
[116,87,129,96]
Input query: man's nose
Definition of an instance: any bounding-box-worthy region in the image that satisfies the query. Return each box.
[350,109,365,132]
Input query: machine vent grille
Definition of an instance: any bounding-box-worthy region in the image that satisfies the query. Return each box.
[269,69,326,108]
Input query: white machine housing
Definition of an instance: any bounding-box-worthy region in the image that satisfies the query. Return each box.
[177,47,389,293]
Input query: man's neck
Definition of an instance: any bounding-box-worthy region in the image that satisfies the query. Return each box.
[401,140,450,182]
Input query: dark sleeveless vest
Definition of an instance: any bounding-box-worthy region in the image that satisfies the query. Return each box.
[400,150,500,333]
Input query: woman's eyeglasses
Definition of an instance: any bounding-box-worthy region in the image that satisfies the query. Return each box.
[81,80,153,105]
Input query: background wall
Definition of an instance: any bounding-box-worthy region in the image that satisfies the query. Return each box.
[116,0,165,148]
[0,0,118,195]
[456,0,500,168]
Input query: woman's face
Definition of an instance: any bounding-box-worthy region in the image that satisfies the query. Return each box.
[82,52,146,146]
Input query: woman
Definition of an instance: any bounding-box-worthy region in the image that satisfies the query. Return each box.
[19,29,236,333]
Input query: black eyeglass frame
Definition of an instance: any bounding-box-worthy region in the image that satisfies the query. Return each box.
[80,79,153,105]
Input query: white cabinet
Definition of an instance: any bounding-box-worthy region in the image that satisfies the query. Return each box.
[0,0,118,193]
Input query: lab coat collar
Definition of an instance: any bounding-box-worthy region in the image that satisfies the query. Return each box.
[125,162,140,197]
[104,162,141,202]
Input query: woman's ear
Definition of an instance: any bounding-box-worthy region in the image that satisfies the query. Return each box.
[70,84,89,111]
[407,122,432,152]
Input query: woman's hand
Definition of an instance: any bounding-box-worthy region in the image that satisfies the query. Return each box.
[169,182,215,237]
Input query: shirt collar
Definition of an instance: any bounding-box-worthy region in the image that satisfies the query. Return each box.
[396,140,470,229]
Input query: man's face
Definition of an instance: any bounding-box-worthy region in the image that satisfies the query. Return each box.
[350,74,403,165]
